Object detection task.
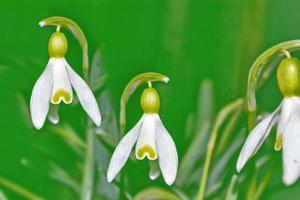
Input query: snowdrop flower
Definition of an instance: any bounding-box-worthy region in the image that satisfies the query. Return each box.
[237,54,300,185]
[107,84,178,185]
[30,29,101,129]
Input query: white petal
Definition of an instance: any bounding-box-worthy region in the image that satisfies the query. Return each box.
[107,116,144,182]
[135,114,157,160]
[30,59,54,129]
[64,59,101,126]
[282,98,300,185]
[51,58,73,104]
[149,160,161,180]
[155,114,178,185]
[236,104,280,172]
[47,105,59,124]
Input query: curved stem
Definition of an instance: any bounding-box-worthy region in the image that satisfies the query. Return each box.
[119,72,169,136]
[247,40,300,128]
[39,16,89,80]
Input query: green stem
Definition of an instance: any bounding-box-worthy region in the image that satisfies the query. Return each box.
[39,16,89,79]
[246,173,256,200]
[196,98,244,200]
[216,108,242,155]
[81,74,95,200]
[81,123,95,200]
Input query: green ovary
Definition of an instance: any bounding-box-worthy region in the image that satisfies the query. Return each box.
[137,145,157,160]
[277,57,300,96]
[140,87,160,113]
[48,32,68,58]
[52,89,71,104]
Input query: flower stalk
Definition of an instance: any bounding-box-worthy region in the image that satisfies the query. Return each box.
[119,72,169,136]
[247,40,300,129]
[39,16,89,80]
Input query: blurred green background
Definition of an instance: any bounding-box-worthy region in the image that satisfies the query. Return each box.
[1,0,300,199]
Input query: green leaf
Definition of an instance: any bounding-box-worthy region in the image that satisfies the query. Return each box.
[50,162,81,194]
[225,175,238,200]
[49,125,86,150]
[90,49,120,200]
[90,49,107,92]
[208,130,244,190]
[196,98,244,200]
[0,176,44,200]
[176,80,214,187]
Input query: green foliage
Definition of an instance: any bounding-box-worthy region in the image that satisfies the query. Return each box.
[1,0,300,199]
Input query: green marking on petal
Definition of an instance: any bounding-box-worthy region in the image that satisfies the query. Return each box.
[137,145,157,160]
[52,89,71,104]
[275,134,283,151]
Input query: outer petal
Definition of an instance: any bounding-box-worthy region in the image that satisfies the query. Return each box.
[107,115,144,182]
[64,59,101,126]
[135,114,157,160]
[282,97,300,185]
[30,59,54,129]
[236,104,281,172]
[154,114,178,185]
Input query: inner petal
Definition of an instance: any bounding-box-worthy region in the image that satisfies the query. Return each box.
[51,58,73,104]
[135,114,157,160]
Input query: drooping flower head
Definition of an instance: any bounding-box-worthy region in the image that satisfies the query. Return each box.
[237,51,300,185]
[107,81,178,185]
[30,25,101,129]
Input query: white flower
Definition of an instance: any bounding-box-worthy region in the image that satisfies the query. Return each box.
[237,97,300,185]
[107,87,178,185]
[30,31,101,129]
[237,55,300,185]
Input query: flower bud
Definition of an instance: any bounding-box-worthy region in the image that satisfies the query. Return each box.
[48,32,68,58]
[141,87,160,113]
[277,57,300,96]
